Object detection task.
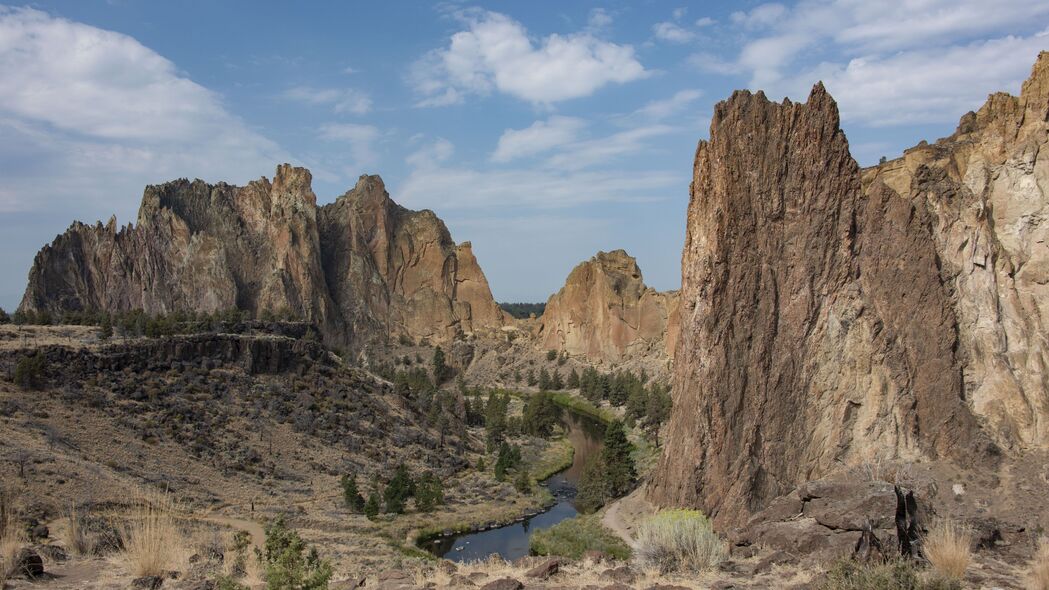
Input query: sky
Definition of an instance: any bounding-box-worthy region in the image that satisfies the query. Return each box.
[0,1,1047,311]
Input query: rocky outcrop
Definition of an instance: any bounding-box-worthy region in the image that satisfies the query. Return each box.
[536,250,677,363]
[652,53,1049,528]
[19,167,505,348]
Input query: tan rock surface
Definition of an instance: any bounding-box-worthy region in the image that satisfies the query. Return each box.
[649,51,1049,527]
[537,250,677,364]
[19,167,505,348]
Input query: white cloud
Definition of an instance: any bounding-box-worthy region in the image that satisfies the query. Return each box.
[703,0,1049,125]
[0,6,287,215]
[694,17,716,27]
[406,137,455,169]
[635,89,703,119]
[398,166,676,210]
[318,123,380,166]
[587,8,613,31]
[653,21,695,43]
[795,31,1049,125]
[410,10,648,106]
[545,125,675,171]
[282,86,372,115]
[491,116,586,162]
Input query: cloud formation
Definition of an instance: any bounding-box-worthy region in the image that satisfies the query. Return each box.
[282,87,372,115]
[411,10,648,106]
[491,116,586,162]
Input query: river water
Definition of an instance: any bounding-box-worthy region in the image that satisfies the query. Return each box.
[425,409,606,562]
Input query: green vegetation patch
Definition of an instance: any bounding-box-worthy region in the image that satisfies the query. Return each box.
[529,514,631,560]
[820,559,959,590]
[498,302,546,319]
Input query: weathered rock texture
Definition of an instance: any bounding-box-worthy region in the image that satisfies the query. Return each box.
[19,167,505,347]
[652,52,1049,528]
[536,250,678,363]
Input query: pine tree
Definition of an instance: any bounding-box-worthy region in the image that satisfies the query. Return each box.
[415,472,444,512]
[383,464,415,514]
[575,457,608,514]
[550,370,564,390]
[526,369,537,387]
[432,346,453,384]
[99,315,113,341]
[538,368,551,390]
[567,368,580,389]
[364,491,380,520]
[0,308,9,324]
[601,420,636,498]
[340,474,365,513]
[514,468,532,494]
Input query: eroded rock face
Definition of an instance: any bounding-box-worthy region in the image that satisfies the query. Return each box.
[19,167,505,348]
[649,52,1049,527]
[537,250,677,363]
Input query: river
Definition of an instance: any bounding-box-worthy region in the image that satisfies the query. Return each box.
[424,408,606,562]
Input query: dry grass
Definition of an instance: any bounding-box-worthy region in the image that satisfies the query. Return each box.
[1027,537,1049,590]
[633,509,726,574]
[0,518,25,586]
[62,503,92,556]
[120,492,187,578]
[922,518,972,582]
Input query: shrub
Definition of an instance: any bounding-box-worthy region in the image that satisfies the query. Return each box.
[121,493,184,578]
[1,515,24,584]
[546,350,557,361]
[1028,537,1049,590]
[415,472,444,512]
[340,475,365,513]
[364,492,380,521]
[633,509,725,574]
[819,559,956,590]
[13,353,45,390]
[529,515,630,560]
[923,518,972,582]
[261,516,332,590]
[514,469,532,494]
[575,457,607,514]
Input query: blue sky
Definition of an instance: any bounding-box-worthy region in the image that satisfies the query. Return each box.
[1,1,1047,311]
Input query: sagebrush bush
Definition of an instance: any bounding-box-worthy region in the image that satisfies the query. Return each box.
[820,559,957,590]
[529,514,630,560]
[62,504,92,556]
[923,518,972,582]
[1028,537,1049,590]
[632,509,726,574]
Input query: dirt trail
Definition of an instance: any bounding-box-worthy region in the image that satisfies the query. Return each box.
[601,486,655,545]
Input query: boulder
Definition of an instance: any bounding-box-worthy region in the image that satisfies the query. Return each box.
[524,558,563,579]
[479,578,523,590]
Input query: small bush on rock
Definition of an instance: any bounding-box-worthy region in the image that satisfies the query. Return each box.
[633,509,725,574]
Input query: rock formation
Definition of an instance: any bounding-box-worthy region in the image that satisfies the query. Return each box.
[536,250,678,363]
[651,52,1049,528]
[19,166,505,347]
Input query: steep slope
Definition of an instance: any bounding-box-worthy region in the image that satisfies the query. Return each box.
[537,250,678,364]
[19,167,505,347]
[648,51,1049,527]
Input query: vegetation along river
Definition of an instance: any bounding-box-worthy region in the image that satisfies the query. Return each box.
[425,408,606,562]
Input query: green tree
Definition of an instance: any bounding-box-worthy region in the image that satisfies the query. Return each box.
[340,474,365,513]
[383,464,415,514]
[567,368,580,389]
[494,442,521,481]
[13,353,45,390]
[0,308,9,324]
[432,346,453,384]
[546,349,558,361]
[364,491,380,520]
[484,391,510,451]
[575,457,608,514]
[261,515,333,590]
[522,391,562,438]
[645,384,672,444]
[99,315,113,341]
[550,370,564,390]
[514,468,532,494]
[538,368,551,390]
[601,420,636,498]
[526,369,537,387]
[415,472,444,512]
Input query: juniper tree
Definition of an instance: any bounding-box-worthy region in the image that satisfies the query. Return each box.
[601,420,636,498]
[340,474,365,513]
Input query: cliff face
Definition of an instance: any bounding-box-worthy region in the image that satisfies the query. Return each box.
[652,53,1049,528]
[19,166,506,347]
[537,250,678,363]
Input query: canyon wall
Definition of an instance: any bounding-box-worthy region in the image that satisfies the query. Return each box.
[537,250,678,364]
[19,166,506,347]
[651,52,1049,528]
